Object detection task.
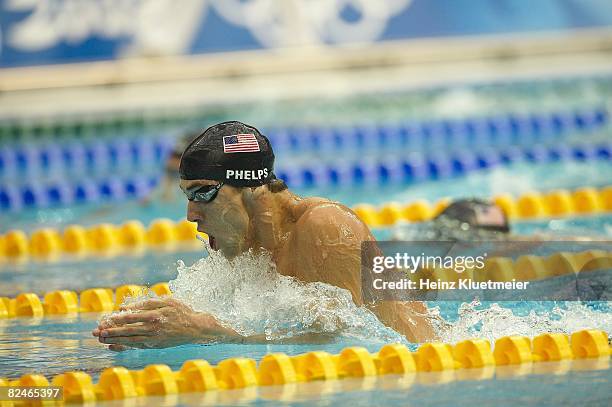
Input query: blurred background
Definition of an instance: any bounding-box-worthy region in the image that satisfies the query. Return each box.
[1,0,612,384]
[1,0,612,237]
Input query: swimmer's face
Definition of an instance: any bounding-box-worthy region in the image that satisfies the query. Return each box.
[166,155,181,174]
[180,179,250,259]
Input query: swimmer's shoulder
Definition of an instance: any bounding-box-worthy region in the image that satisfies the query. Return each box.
[295,197,347,219]
[294,197,371,235]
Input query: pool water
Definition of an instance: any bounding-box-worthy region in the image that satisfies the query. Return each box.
[1,159,610,234]
[1,300,611,406]
[1,229,610,404]
[0,213,610,299]
[1,78,611,405]
[1,302,610,378]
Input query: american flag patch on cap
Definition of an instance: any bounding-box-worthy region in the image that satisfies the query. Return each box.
[223,134,260,153]
[474,205,505,227]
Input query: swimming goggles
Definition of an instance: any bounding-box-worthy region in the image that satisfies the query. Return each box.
[184,182,224,203]
[473,223,511,234]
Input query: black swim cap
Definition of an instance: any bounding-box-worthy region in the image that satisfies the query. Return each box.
[436,198,510,233]
[171,130,201,159]
[179,121,276,187]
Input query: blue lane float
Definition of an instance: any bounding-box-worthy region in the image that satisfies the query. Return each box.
[0,141,610,211]
[275,141,612,188]
[0,107,608,180]
[0,137,174,180]
[0,176,158,211]
[265,107,608,154]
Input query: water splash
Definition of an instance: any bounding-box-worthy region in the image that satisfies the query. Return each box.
[168,249,611,345]
[435,299,612,344]
[169,249,402,343]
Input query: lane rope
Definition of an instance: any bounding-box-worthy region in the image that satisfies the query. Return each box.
[0,330,609,403]
[0,185,610,263]
[1,140,611,211]
[2,249,610,319]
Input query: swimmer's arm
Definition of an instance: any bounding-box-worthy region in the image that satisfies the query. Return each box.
[92,298,238,351]
[225,332,337,345]
[93,298,337,351]
[367,301,438,343]
[189,314,336,344]
[184,314,341,345]
[294,204,438,342]
[291,203,365,303]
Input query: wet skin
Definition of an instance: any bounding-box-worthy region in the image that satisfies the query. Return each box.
[93,180,436,351]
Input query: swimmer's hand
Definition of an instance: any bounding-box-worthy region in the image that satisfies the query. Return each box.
[92,297,237,352]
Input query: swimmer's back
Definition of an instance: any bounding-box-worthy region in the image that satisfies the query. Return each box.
[293,197,373,237]
[277,196,375,304]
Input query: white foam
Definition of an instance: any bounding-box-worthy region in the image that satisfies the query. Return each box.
[169,249,402,343]
[435,299,612,344]
[169,250,611,344]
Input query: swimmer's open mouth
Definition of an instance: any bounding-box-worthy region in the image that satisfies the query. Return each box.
[209,235,218,250]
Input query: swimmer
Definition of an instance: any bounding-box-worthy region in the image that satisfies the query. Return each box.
[87,131,199,221]
[392,198,511,242]
[392,198,602,242]
[93,121,436,351]
[143,130,200,203]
